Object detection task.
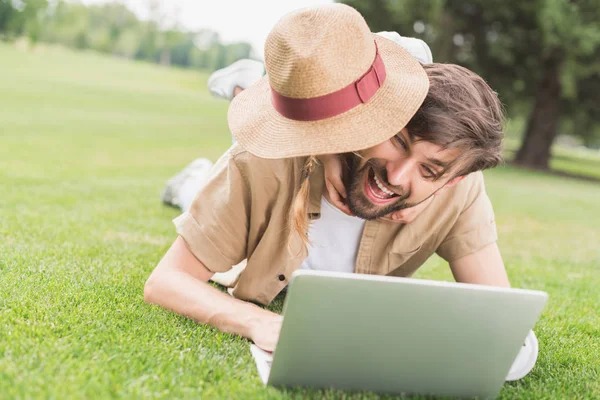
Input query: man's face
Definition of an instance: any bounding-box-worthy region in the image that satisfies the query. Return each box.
[346,128,463,220]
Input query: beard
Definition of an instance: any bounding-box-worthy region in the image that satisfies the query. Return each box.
[344,155,420,220]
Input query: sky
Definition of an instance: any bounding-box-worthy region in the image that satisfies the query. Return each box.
[79,0,333,57]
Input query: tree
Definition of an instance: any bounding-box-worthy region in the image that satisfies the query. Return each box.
[0,0,20,35]
[0,0,47,38]
[342,0,600,169]
[2,0,255,72]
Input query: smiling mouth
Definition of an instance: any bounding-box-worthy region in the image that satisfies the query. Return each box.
[365,168,400,204]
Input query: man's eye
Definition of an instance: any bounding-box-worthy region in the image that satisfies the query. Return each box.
[421,165,436,179]
[393,136,407,150]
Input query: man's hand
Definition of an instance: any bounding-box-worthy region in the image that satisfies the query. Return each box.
[146,237,284,352]
[247,312,284,352]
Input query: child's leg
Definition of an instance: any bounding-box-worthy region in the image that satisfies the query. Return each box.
[207,59,265,101]
[178,163,214,211]
[161,158,214,211]
[207,59,265,145]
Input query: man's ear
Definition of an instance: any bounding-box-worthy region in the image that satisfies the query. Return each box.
[434,175,466,195]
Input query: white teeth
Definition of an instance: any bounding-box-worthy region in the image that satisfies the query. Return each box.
[374,174,395,196]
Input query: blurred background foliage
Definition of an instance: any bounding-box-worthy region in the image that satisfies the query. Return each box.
[0,0,253,71]
[2,0,600,171]
[342,0,600,169]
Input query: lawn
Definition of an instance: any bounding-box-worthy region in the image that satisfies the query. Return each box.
[1,42,599,399]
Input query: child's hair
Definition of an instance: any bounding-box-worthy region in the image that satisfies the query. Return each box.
[287,155,318,255]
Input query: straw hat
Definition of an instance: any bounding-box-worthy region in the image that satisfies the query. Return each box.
[228,3,429,159]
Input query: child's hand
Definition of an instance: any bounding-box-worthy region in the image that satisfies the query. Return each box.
[318,154,354,216]
[378,196,434,224]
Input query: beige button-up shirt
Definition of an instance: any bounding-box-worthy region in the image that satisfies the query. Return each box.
[174,144,497,305]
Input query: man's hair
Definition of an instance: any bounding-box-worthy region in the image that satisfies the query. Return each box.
[406,63,505,178]
[289,63,505,252]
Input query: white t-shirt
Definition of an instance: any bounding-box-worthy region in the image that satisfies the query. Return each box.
[300,196,366,273]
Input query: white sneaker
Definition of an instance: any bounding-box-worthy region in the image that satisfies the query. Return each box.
[207,59,265,100]
[375,31,433,64]
[161,158,214,210]
[505,330,539,381]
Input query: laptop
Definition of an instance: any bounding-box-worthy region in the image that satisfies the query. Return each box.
[250,269,548,398]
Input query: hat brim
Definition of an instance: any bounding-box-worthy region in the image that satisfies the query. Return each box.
[227,34,429,159]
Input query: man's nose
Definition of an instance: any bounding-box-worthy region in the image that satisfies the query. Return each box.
[386,159,414,188]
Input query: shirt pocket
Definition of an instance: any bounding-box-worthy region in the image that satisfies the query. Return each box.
[387,245,422,276]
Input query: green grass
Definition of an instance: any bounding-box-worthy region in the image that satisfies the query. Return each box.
[1,42,599,399]
[503,135,600,181]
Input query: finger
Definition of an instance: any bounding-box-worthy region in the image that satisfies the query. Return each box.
[332,178,347,199]
[378,215,403,224]
[258,342,275,353]
[325,180,342,205]
[332,196,353,216]
[336,202,353,216]
[391,210,406,220]
[333,197,354,216]
[326,180,354,216]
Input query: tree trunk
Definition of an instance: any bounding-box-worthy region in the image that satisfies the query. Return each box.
[514,57,562,169]
[434,12,456,63]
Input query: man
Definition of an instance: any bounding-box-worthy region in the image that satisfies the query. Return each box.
[144,4,536,381]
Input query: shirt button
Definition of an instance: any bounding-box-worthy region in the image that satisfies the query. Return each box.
[278,274,286,282]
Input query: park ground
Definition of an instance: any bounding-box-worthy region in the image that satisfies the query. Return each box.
[0,43,599,399]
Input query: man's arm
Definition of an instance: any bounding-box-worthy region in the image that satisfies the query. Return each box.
[448,242,510,287]
[144,236,282,351]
